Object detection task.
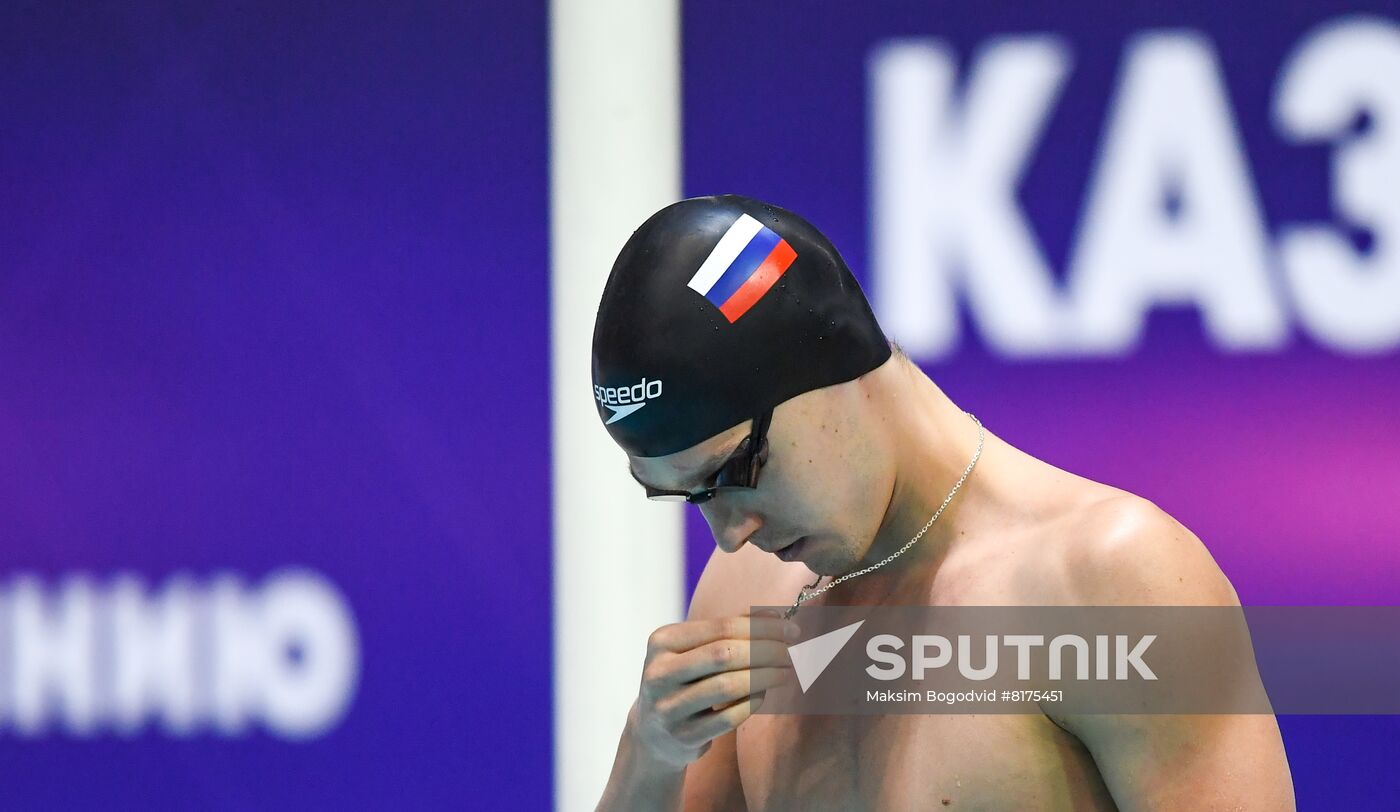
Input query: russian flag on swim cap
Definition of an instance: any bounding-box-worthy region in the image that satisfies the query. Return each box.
[686,213,798,323]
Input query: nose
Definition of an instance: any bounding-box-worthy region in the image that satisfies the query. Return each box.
[701,503,764,554]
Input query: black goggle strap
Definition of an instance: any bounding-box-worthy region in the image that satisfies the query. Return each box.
[719,408,773,487]
[750,408,773,465]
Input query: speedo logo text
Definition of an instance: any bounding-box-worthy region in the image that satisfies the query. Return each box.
[594,377,663,424]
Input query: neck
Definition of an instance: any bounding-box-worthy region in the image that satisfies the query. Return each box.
[839,365,988,599]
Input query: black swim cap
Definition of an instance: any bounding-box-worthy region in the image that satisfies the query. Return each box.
[591,195,891,458]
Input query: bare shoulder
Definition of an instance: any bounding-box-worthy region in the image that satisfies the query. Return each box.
[1030,492,1241,607]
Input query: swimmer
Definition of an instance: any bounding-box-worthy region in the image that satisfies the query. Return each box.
[590,195,1294,810]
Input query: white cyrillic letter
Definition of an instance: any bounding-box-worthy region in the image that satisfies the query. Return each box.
[108,575,198,734]
[1276,17,1400,352]
[255,570,359,739]
[871,37,1072,358]
[1066,32,1284,354]
[10,577,98,734]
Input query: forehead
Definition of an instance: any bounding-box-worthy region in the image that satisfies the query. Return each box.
[628,420,751,489]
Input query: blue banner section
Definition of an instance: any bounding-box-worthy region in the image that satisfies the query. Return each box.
[684,2,1400,808]
[0,2,549,808]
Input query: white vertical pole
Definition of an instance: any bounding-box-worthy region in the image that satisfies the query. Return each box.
[549,1,683,810]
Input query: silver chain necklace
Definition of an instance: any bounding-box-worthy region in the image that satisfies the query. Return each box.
[783,411,984,620]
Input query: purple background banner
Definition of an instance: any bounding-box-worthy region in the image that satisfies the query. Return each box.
[1,2,548,808]
[683,1,1400,809]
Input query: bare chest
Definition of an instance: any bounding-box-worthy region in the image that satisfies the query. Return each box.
[736,711,1115,812]
[734,513,1121,810]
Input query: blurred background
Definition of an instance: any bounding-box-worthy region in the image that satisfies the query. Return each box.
[0,0,1397,808]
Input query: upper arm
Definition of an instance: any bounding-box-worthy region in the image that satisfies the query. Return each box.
[679,546,749,812]
[1050,497,1295,810]
[1060,712,1293,811]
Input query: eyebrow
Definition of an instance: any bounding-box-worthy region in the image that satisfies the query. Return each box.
[628,443,742,492]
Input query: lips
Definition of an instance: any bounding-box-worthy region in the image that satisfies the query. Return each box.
[775,537,806,562]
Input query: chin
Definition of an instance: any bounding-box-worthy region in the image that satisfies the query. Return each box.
[802,546,844,575]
